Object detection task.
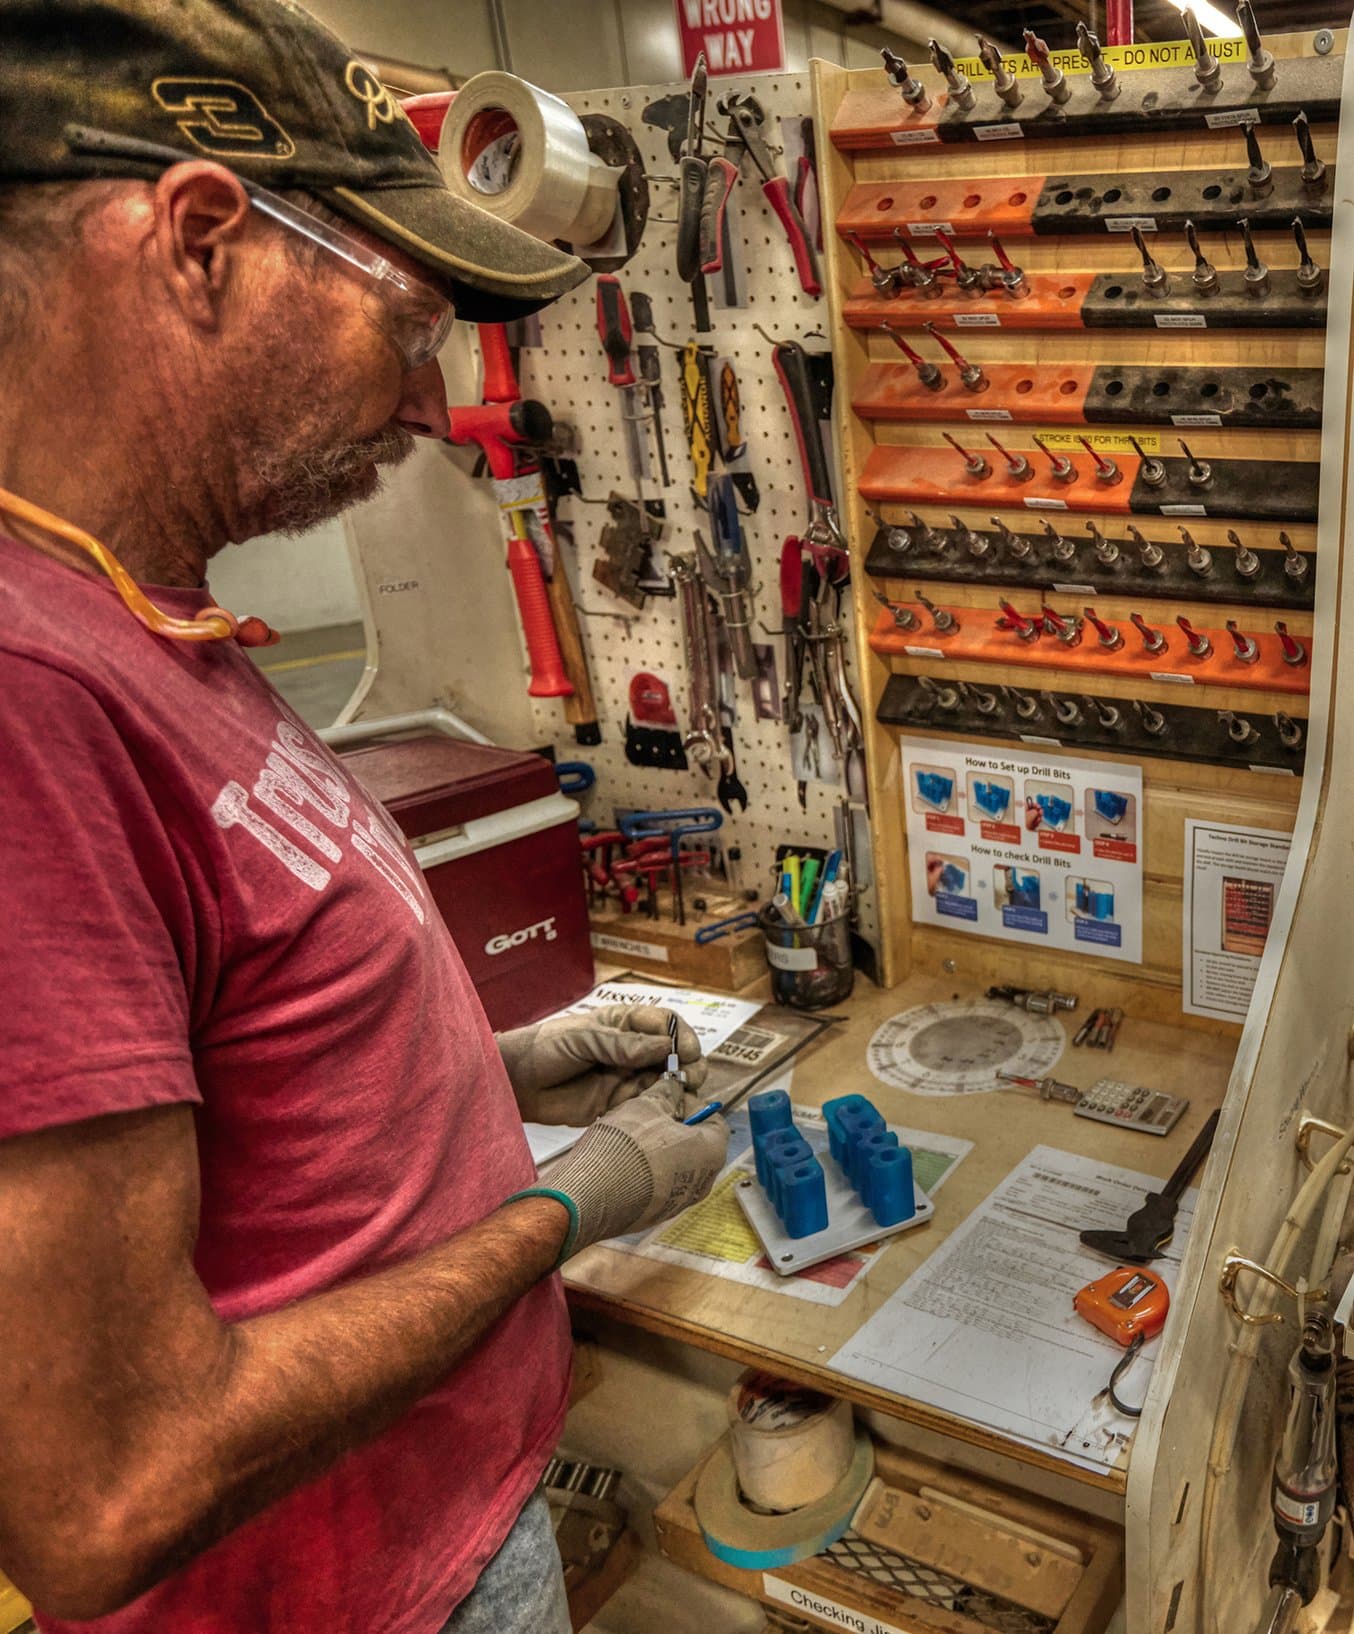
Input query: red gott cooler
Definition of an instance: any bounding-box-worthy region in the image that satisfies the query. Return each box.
[340,733,593,1030]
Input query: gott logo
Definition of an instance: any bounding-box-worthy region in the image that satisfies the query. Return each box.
[485,917,558,956]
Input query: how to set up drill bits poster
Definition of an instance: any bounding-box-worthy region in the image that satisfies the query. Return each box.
[899,738,1143,964]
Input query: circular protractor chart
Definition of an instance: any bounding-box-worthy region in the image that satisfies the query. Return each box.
[867,1000,1065,1097]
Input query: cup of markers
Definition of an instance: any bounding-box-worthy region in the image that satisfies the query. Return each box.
[757,850,854,1010]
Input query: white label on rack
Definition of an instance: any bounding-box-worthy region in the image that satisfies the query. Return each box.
[1160,503,1207,515]
[766,943,818,972]
[1205,108,1260,128]
[890,127,941,145]
[1172,412,1222,426]
[1150,671,1195,685]
[954,311,1001,327]
[764,1578,910,1634]
[1155,313,1207,329]
[975,122,1024,140]
[1019,734,1062,748]
[907,221,953,234]
[966,407,1012,420]
[1251,765,1298,777]
[1052,582,1096,594]
[1105,215,1157,232]
[590,932,669,963]
[1023,496,1068,510]
[904,645,946,659]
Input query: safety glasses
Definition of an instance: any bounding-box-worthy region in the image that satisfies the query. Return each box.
[64,123,455,371]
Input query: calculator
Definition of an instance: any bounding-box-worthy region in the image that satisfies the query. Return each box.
[1074,1078,1188,1136]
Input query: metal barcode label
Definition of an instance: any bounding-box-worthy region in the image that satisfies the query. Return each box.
[712,1025,780,1065]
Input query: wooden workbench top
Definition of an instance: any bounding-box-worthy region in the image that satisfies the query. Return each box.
[564,972,1236,1495]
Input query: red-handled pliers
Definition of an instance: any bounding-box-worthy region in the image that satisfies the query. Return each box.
[718,91,821,298]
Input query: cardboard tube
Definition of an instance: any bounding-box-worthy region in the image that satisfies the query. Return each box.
[726,1371,856,1511]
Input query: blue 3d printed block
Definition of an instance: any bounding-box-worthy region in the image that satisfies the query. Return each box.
[747,1090,828,1238]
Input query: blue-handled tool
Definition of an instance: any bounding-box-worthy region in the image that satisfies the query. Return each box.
[695,910,760,944]
[556,761,596,797]
[684,1099,724,1126]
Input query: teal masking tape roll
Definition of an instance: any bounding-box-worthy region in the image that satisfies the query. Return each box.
[693,1433,875,1570]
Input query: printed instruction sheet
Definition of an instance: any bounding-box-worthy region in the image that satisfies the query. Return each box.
[1183,820,1292,1022]
[829,1145,1196,1472]
[609,1087,973,1307]
[899,737,1143,964]
[564,977,761,1054]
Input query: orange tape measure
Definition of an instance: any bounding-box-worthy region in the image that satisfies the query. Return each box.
[1074,1266,1170,1347]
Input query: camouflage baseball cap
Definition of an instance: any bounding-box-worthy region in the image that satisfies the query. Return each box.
[0,0,590,321]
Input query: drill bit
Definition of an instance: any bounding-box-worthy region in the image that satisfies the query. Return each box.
[880,48,931,111]
[1228,528,1260,579]
[1274,620,1307,666]
[977,37,1022,107]
[1042,606,1082,645]
[1129,436,1167,489]
[1079,436,1122,486]
[1181,5,1222,90]
[1135,698,1168,736]
[879,325,945,390]
[951,513,987,556]
[1087,694,1121,730]
[1184,219,1218,294]
[1281,531,1308,582]
[985,432,1032,481]
[1130,611,1168,654]
[1244,122,1272,196]
[1238,217,1270,295]
[909,510,943,550]
[1180,526,1213,575]
[1041,518,1076,561]
[1085,520,1119,564]
[1238,0,1276,89]
[1219,710,1259,744]
[1293,218,1324,292]
[1023,29,1070,104]
[929,38,975,110]
[849,233,901,297]
[1178,439,1214,488]
[935,229,980,291]
[1178,614,1213,657]
[1032,433,1077,483]
[942,431,991,479]
[1076,22,1120,100]
[914,590,958,632]
[894,228,942,295]
[1083,607,1123,650]
[1225,619,1260,663]
[1128,523,1164,568]
[924,321,988,391]
[1132,225,1170,294]
[997,600,1041,641]
[986,231,1029,299]
[1275,710,1303,748]
[991,516,1031,559]
[1294,111,1327,188]
[874,589,919,629]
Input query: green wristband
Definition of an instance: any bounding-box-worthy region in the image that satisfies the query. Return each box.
[502,1186,579,1268]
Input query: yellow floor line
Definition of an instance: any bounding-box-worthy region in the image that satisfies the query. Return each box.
[260,648,366,674]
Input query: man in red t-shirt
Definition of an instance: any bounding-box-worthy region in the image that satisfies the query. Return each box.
[0,3,728,1630]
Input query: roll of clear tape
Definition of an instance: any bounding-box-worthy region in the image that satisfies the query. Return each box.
[726,1370,856,1512]
[438,70,621,247]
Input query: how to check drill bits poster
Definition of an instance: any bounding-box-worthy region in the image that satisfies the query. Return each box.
[899,737,1143,964]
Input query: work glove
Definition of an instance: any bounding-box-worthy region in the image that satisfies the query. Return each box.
[498,1004,708,1125]
[541,1084,730,1258]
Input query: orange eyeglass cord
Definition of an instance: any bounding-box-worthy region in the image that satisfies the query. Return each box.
[0,485,280,648]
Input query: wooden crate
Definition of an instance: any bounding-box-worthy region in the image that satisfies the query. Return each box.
[655,1436,1122,1634]
[589,906,769,993]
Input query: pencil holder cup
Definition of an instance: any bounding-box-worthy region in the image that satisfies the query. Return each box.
[757,900,854,1010]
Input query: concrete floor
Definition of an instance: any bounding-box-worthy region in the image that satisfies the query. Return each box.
[250,619,367,729]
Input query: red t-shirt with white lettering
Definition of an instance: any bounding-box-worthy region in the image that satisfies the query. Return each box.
[0,534,570,1633]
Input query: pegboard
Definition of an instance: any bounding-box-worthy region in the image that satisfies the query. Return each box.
[509,72,880,949]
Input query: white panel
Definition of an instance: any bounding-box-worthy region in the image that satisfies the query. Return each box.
[300,0,499,76]
[500,0,626,90]
[208,520,360,633]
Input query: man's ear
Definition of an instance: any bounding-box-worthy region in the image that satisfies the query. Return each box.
[152,162,252,330]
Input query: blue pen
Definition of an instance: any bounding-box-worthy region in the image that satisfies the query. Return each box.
[806,849,841,924]
[684,1100,724,1126]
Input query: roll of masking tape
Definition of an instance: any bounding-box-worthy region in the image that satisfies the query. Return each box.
[694,1431,874,1570]
[438,70,621,248]
[727,1371,856,1512]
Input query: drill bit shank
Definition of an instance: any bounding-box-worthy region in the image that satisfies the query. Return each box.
[1076,23,1119,100]
[1023,29,1069,104]
[1238,1,1276,89]
[880,48,931,110]
[1132,225,1170,294]
[929,39,975,110]
[1182,7,1222,90]
[1244,122,1272,196]
[1294,111,1327,188]
[977,37,1021,107]
[1184,220,1217,294]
